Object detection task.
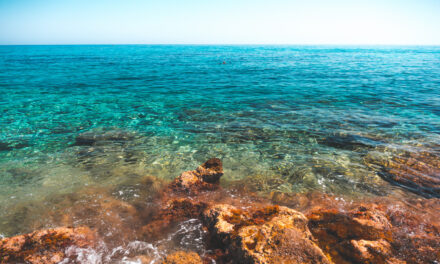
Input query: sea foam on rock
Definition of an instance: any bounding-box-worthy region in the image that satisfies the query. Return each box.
[0,227,97,264]
[142,158,332,263]
[1,158,440,263]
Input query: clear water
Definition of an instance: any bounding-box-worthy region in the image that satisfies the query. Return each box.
[1,45,440,237]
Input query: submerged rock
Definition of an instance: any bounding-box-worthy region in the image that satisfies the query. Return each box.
[366,149,440,198]
[0,227,97,264]
[74,129,137,146]
[319,133,384,150]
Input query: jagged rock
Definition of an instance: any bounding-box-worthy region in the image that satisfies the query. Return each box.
[162,251,202,264]
[202,204,331,264]
[167,158,223,194]
[307,204,398,264]
[141,198,208,240]
[340,239,400,264]
[366,150,440,198]
[0,227,97,264]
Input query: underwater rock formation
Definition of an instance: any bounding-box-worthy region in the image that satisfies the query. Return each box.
[366,149,440,198]
[74,129,137,146]
[0,227,97,264]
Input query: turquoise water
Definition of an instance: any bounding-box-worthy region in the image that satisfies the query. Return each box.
[1,45,440,236]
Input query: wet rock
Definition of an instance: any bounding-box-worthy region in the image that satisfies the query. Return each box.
[307,204,392,263]
[202,204,331,264]
[0,227,97,264]
[74,129,137,146]
[366,149,440,198]
[308,204,392,242]
[162,251,202,264]
[141,198,208,240]
[47,188,142,242]
[0,141,29,151]
[320,133,384,150]
[167,158,223,194]
[339,239,401,264]
[274,192,440,264]
[0,142,12,151]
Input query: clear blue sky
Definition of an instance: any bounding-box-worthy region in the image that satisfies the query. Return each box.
[0,0,439,45]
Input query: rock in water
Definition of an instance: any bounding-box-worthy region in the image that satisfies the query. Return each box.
[167,158,223,194]
[74,129,137,146]
[366,149,440,198]
[307,201,440,264]
[0,227,97,264]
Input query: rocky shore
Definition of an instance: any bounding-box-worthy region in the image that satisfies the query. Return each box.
[1,158,439,263]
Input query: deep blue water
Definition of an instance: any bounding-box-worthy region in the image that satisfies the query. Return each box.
[0,45,440,235]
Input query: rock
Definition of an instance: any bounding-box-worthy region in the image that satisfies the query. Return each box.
[162,251,202,264]
[0,141,29,151]
[319,133,384,150]
[141,198,208,240]
[0,227,97,264]
[0,142,12,151]
[74,130,137,146]
[308,204,392,241]
[341,239,399,264]
[167,158,223,194]
[307,204,396,264]
[202,204,331,264]
[47,188,142,242]
[366,149,440,198]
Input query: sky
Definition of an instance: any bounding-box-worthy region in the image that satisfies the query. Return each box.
[0,0,439,45]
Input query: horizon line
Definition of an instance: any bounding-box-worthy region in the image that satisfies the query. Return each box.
[1,43,440,47]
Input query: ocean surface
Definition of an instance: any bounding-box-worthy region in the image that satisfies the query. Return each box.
[1,45,440,239]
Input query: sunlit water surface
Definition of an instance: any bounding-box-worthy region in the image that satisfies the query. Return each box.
[0,45,439,261]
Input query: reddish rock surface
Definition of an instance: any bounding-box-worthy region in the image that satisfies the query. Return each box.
[0,227,97,264]
[167,158,223,194]
[141,198,208,240]
[162,251,202,264]
[366,149,440,198]
[203,204,331,264]
[2,158,440,264]
[307,200,440,264]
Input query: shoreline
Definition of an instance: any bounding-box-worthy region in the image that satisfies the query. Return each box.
[1,158,439,263]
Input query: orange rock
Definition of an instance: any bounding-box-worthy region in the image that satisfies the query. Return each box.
[203,204,332,264]
[0,227,97,264]
[307,204,395,264]
[141,198,208,240]
[167,158,223,194]
[161,251,202,264]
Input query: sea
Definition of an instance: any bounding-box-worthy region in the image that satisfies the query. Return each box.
[0,45,439,255]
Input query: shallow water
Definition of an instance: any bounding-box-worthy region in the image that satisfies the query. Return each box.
[1,45,440,241]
